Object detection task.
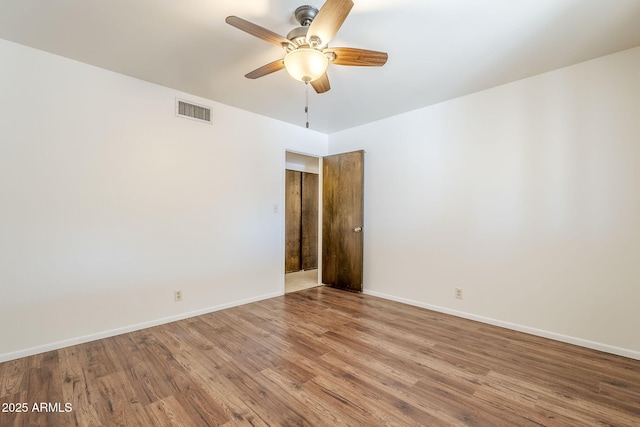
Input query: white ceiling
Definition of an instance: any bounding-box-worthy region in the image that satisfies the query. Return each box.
[1,0,640,134]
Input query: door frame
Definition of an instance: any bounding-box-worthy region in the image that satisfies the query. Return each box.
[283,149,366,293]
[283,150,323,291]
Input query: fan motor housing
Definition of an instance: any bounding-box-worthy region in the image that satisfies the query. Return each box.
[287,26,309,45]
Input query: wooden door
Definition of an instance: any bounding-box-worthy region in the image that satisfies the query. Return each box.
[322,150,364,292]
[285,169,318,273]
[285,170,302,273]
[301,172,318,270]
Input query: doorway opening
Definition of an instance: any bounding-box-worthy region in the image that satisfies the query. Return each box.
[284,151,320,293]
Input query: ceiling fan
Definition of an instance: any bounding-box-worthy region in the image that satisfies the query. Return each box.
[225,0,388,94]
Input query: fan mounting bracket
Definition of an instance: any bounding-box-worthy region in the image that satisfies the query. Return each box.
[294,5,319,26]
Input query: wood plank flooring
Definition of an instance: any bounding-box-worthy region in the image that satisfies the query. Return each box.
[1,286,639,426]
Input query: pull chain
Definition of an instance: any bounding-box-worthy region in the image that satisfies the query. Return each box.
[305,81,310,129]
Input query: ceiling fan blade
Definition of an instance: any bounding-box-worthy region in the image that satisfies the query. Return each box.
[325,47,388,66]
[245,59,285,79]
[311,73,331,94]
[226,16,292,48]
[306,0,354,47]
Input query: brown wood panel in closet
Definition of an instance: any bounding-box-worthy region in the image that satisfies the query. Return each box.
[285,170,302,273]
[285,169,318,273]
[301,172,318,270]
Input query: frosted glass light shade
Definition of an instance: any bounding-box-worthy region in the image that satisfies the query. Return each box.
[284,48,328,83]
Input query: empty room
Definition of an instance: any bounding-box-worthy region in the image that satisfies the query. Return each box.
[1,1,639,426]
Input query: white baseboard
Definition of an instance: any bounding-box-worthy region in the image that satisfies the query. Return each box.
[5,289,637,363]
[0,291,283,363]
[363,289,640,361]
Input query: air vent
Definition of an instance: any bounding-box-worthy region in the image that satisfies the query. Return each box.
[175,98,212,124]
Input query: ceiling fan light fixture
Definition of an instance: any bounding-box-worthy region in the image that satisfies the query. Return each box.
[284,48,328,83]
[227,0,386,94]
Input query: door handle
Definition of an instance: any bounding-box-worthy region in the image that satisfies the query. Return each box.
[354,227,362,232]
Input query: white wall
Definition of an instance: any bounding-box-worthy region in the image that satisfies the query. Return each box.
[3,37,639,362]
[0,39,328,361]
[329,46,640,358]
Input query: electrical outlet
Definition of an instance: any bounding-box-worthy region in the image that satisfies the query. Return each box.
[455,288,463,299]
[174,290,183,302]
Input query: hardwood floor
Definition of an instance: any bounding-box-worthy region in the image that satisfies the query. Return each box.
[1,286,639,426]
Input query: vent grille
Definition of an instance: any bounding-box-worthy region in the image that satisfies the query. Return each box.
[175,98,212,124]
